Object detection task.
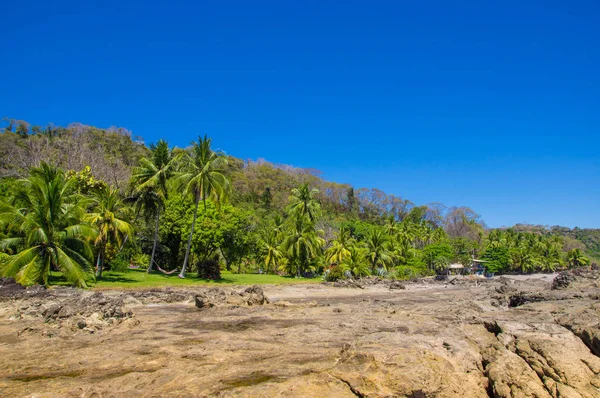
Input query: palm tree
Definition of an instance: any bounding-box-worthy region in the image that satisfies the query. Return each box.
[325,226,354,265]
[258,228,282,274]
[287,184,321,222]
[340,247,370,278]
[177,135,230,278]
[0,163,97,287]
[364,229,392,272]
[131,140,176,272]
[385,215,399,236]
[86,188,134,277]
[281,219,324,277]
[565,248,589,268]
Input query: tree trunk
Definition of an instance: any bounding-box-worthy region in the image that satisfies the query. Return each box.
[219,247,231,271]
[148,207,160,273]
[96,245,105,278]
[180,194,201,278]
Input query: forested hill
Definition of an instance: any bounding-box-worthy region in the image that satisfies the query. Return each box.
[0,119,598,285]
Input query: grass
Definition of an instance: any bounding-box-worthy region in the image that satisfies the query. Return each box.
[48,269,321,289]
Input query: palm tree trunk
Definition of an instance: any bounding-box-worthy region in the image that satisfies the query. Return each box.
[180,194,200,278]
[96,245,105,278]
[148,207,160,273]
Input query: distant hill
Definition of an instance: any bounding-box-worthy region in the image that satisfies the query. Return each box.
[1,118,598,263]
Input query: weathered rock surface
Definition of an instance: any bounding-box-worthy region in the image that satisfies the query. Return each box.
[194,285,269,308]
[0,269,598,397]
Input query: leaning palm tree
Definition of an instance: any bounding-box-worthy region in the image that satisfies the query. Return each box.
[287,184,321,222]
[86,188,134,277]
[131,140,176,272]
[0,163,97,287]
[176,135,230,278]
[325,225,354,265]
[364,228,393,272]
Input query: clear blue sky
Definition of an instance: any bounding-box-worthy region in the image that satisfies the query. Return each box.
[2,1,599,228]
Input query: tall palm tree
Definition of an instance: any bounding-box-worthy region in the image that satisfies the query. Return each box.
[281,219,324,277]
[325,226,354,265]
[177,135,230,278]
[0,163,97,287]
[131,140,176,272]
[287,184,321,222]
[86,188,134,277]
[364,229,393,272]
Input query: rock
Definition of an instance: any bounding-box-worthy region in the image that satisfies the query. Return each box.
[77,320,87,329]
[195,286,269,308]
[389,281,406,290]
[552,267,600,290]
[244,285,268,305]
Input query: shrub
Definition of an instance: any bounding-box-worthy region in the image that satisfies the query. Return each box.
[132,253,150,270]
[197,259,221,280]
[323,265,346,282]
[108,253,130,273]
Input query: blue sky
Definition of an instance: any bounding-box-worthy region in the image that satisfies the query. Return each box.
[1,1,599,228]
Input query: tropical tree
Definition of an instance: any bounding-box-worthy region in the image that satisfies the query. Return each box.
[325,226,354,265]
[86,188,134,277]
[340,246,370,278]
[258,228,282,274]
[177,135,230,278]
[131,139,176,272]
[281,219,324,277]
[287,184,321,222]
[565,248,589,268]
[0,163,96,287]
[364,228,392,272]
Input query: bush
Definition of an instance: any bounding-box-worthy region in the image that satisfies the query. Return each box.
[395,264,431,280]
[197,259,221,280]
[323,265,346,282]
[108,253,130,273]
[132,253,150,270]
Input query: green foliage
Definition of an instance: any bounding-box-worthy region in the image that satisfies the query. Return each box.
[66,166,108,195]
[481,246,510,273]
[132,253,150,269]
[0,163,96,287]
[422,243,454,272]
[1,120,597,287]
[108,253,130,273]
[323,265,346,282]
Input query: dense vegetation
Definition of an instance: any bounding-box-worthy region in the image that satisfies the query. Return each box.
[0,119,596,286]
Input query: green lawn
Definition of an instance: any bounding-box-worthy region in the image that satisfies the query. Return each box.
[49,269,321,289]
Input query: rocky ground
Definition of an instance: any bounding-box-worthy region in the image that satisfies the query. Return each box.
[0,269,599,398]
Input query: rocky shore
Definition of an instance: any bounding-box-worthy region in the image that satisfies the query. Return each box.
[0,269,599,397]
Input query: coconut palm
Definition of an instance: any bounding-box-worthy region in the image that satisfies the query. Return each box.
[340,246,370,278]
[325,226,354,265]
[364,228,393,272]
[287,184,321,222]
[281,219,325,277]
[565,248,589,268]
[177,135,230,278]
[258,228,282,274]
[0,163,96,287]
[131,140,176,272]
[384,215,399,236]
[86,188,134,277]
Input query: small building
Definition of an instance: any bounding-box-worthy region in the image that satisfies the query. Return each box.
[471,259,492,277]
[447,263,464,275]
